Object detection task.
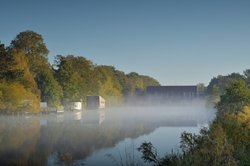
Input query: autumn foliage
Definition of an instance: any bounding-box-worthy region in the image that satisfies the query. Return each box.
[0,30,160,112]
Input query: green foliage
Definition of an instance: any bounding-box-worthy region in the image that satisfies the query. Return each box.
[55,55,97,103]
[0,44,40,113]
[55,56,160,106]
[138,142,183,166]
[10,30,49,75]
[206,73,246,95]
[206,72,250,108]
[216,80,250,115]
[0,82,40,113]
[114,70,129,94]
[139,76,250,166]
[10,31,64,107]
[1,30,161,111]
[206,85,220,107]
[182,79,250,166]
[126,72,160,96]
[95,66,123,105]
[181,122,236,165]
[140,75,160,87]
[196,83,205,93]
[139,122,240,166]
[0,44,24,82]
[10,49,40,96]
[137,142,158,164]
[94,66,160,105]
[36,68,63,106]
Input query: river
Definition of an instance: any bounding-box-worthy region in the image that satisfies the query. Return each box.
[0,102,215,166]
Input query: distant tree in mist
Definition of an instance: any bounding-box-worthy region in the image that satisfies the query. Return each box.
[197,83,205,92]
[206,73,246,95]
[206,85,220,107]
[94,66,123,105]
[54,55,160,106]
[126,72,160,96]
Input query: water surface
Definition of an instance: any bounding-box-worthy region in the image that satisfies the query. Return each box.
[0,103,214,166]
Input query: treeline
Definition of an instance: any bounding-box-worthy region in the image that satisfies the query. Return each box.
[0,30,160,113]
[139,71,250,165]
[206,71,250,106]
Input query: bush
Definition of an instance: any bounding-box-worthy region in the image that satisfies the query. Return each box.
[0,82,39,113]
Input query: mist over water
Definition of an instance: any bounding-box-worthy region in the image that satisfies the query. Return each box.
[0,98,215,166]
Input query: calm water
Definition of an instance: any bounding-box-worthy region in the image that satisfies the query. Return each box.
[0,103,214,166]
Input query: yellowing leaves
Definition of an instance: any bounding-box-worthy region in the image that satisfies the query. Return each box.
[237,106,250,129]
[0,82,39,113]
[98,76,123,106]
[11,49,39,96]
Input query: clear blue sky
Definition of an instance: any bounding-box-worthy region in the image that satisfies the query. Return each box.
[1,0,250,85]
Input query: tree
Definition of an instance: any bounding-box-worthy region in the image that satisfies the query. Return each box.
[206,73,246,95]
[10,30,49,75]
[55,55,96,103]
[0,82,39,113]
[94,66,123,105]
[216,80,250,115]
[138,142,159,164]
[36,68,63,107]
[0,43,23,81]
[206,85,220,107]
[138,72,250,166]
[113,69,129,95]
[197,83,205,96]
[140,75,160,87]
[0,47,40,113]
[126,72,160,96]
[126,72,142,96]
[10,31,63,107]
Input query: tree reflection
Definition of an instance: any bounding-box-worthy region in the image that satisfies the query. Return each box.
[0,107,208,166]
[0,116,40,166]
[0,111,155,166]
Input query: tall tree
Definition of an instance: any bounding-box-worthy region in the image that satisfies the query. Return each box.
[10,30,49,75]
[10,31,62,106]
[206,85,220,107]
[36,68,63,107]
[94,66,123,105]
[206,73,246,95]
[0,45,40,113]
[216,80,250,115]
[0,43,23,81]
[55,55,96,103]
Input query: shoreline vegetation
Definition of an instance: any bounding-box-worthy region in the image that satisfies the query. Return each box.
[0,30,160,113]
[138,80,250,165]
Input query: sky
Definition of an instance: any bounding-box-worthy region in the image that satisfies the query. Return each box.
[1,0,250,85]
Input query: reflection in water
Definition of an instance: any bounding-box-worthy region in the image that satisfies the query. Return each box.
[0,104,215,166]
[0,116,40,165]
[81,109,106,125]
